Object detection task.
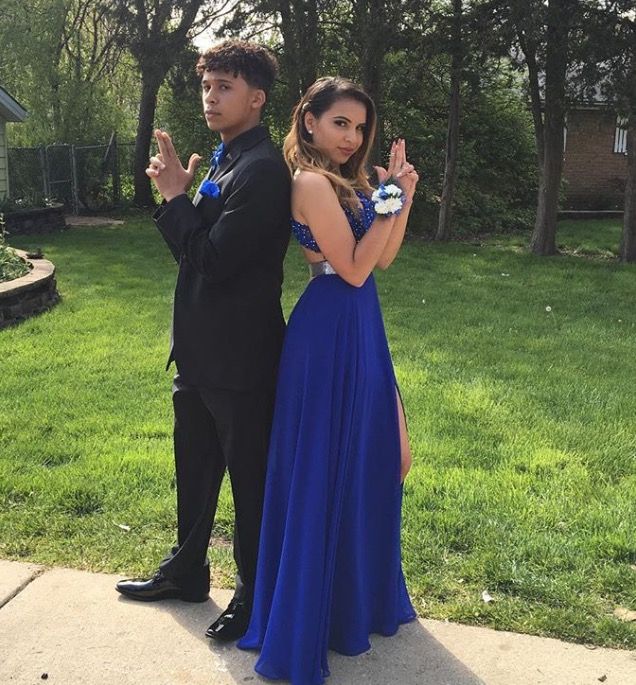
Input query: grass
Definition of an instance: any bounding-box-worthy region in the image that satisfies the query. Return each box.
[1,214,635,650]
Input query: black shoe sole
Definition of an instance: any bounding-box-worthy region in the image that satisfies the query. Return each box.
[115,587,209,603]
[204,628,246,642]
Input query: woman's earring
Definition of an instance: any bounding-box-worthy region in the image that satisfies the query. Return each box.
[308,129,313,135]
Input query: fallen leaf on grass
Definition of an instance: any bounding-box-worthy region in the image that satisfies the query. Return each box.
[613,606,636,622]
[481,590,494,603]
[115,523,131,532]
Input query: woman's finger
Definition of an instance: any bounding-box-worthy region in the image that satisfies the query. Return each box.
[390,140,399,176]
[400,139,407,168]
[396,163,415,178]
[393,139,400,171]
[386,141,397,178]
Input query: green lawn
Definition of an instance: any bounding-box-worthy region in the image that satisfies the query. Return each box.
[1,215,635,650]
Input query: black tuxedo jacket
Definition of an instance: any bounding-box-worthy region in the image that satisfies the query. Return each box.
[153,125,291,391]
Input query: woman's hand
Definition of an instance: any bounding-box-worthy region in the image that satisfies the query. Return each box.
[393,139,419,204]
[373,138,402,186]
[373,139,419,205]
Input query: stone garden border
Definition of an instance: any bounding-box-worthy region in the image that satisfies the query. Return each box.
[3,204,67,235]
[0,250,59,328]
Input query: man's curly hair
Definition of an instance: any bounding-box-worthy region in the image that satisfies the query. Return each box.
[196,40,278,97]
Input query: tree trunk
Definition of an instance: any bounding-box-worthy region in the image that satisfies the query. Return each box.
[298,0,319,92]
[518,30,544,173]
[133,70,162,207]
[530,0,570,256]
[436,0,462,241]
[278,1,302,109]
[360,32,384,164]
[278,1,319,112]
[621,116,636,262]
[353,0,387,165]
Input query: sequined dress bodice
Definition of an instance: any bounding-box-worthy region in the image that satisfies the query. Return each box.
[291,190,375,253]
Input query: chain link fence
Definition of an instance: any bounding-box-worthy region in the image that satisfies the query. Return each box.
[8,136,135,214]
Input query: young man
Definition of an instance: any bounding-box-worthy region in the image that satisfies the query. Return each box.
[116,41,291,642]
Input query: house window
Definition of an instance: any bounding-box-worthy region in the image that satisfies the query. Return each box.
[614,117,628,154]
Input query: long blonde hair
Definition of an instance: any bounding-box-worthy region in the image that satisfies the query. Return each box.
[283,77,377,210]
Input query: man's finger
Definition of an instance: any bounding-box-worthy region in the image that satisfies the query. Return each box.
[161,131,178,162]
[186,153,202,176]
[155,130,169,161]
[155,130,176,163]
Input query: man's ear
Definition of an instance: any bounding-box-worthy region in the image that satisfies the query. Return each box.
[252,89,266,110]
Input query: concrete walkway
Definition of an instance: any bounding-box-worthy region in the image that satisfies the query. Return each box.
[0,560,634,685]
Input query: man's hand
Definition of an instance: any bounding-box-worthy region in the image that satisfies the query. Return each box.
[146,129,202,202]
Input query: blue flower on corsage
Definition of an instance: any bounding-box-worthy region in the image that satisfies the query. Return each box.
[199,179,220,199]
[372,181,405,216]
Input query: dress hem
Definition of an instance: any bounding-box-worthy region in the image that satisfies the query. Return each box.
[240,613,418,683]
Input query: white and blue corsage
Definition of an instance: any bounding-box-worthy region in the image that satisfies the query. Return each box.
[199,179,220,199]
[372,182,405,216]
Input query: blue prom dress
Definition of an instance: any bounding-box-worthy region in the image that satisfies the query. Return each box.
[237,190,416,685]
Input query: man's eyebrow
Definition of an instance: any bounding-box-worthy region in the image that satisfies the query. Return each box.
[202,76,234,85]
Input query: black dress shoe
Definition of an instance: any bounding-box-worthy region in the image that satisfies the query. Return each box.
[116,570,209,603]
[205,599,251,642]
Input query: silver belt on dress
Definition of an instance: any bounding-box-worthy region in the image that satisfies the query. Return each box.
[309,260,337,279]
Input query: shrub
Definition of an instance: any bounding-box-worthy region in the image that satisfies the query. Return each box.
[0,213,30,283]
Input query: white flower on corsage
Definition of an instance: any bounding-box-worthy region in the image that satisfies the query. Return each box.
[372,181,405,216]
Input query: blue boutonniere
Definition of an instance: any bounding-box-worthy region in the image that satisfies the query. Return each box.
[199,179,220,199]
[210,142,227,170]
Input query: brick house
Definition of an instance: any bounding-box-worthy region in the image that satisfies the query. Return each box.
[562,107,628,210]
[0,86,28,201]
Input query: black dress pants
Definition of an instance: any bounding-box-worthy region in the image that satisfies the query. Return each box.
[159,374,275,605]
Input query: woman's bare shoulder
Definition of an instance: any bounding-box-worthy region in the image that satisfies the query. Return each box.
[293,170,334,196]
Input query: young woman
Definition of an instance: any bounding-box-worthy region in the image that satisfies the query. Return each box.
[237,76,419,684]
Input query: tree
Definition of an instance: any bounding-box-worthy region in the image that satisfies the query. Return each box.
[578,1,636,262]
[608,4,635,263]
[277,0,321,104]
[436,0,463,240]
[107,1,234,207]
[478,0,588,254]
[0,0,130,145]
[528,0,579,255]
[212,0,321,118]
